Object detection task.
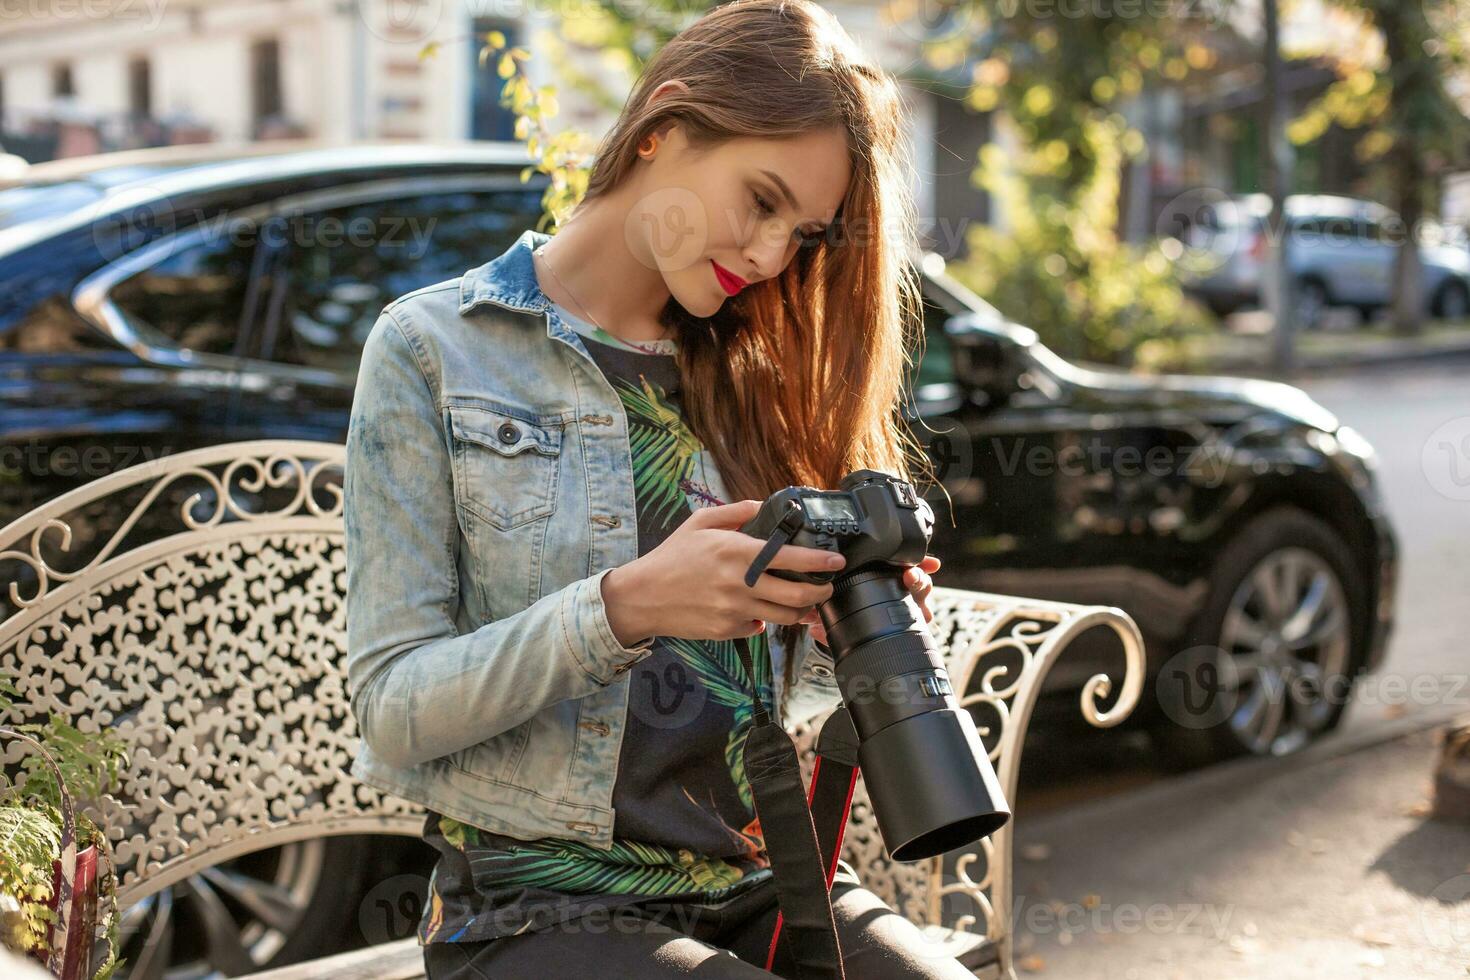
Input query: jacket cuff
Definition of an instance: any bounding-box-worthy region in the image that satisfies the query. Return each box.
[568,568,656,685]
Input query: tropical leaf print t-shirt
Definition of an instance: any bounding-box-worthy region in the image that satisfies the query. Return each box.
[418,302,852,945]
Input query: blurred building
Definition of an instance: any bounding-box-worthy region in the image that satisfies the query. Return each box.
[0,0,993,258]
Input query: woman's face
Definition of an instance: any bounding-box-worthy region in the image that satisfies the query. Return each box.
[628,124,852,318]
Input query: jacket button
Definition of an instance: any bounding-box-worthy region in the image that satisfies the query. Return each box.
[496,421,520,444]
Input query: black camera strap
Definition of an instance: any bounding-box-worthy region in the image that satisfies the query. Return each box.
[735,634,857,980]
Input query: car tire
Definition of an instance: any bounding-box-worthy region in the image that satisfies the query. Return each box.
[1293,278,1329,331]
[1149,506,1367,772]
[115,834,377,978]
[1432,279,1470,321]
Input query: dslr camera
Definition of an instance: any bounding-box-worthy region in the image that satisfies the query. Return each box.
[739,469,1010,861]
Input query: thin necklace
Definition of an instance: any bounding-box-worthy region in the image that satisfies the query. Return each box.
[534,242,675,346]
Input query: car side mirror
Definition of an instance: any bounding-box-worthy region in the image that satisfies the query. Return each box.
[945,314,1030,409]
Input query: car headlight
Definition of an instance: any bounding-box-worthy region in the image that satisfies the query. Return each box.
[1335,424,1379,472]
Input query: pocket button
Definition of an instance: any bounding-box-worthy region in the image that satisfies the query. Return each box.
[497,421,520,444]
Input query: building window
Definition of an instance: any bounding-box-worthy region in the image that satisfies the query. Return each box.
[251,38,283,132]
[469,20,519,141]
[129,57,151,118]
[52,63,74,98]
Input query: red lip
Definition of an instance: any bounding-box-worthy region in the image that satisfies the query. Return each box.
[711,260,748,295]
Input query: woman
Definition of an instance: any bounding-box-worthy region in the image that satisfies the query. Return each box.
[343,1,960,975]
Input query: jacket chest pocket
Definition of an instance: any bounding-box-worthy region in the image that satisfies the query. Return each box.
[447,401,565,531]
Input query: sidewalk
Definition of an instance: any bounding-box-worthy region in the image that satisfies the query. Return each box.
[1181,313,1470,377]
[1007,714,1470,978]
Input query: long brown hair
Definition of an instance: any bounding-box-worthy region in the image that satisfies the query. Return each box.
[576,0,934,694]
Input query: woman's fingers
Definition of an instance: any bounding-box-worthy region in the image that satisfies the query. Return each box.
[758,540,846,574]
[903,567,931,590]
[739,596,814,628]
[750,573,834,609]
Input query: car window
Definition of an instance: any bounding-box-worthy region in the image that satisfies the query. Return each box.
[1288,217,1323,241]
[0,297,115,353]
[260,187,544,373]
[914,291,955,390]
[109,229,259,358]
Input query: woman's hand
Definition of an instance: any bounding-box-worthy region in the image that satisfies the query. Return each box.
[602,499,845,645]
[799,554,942,649]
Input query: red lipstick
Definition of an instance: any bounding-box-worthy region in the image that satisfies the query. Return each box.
[712,260,748,295]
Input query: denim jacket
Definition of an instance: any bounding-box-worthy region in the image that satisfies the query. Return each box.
[343,228,841,851]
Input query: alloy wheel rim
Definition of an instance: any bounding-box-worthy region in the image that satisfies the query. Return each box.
[1443,286,1468,320]
[115,838,327,980]
[1295,284,1326,329]
[1218,546,1351,756]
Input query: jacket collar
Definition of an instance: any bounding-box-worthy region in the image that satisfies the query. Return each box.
[458,228,555,318]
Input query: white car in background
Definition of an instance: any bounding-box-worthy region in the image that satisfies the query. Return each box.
[1172,193,1470,329]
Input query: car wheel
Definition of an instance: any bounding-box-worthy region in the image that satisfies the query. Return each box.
[115,834,373,979]
[1151,507,1366,771]
[1293,279,1329,331]
[1433,279,1470,321]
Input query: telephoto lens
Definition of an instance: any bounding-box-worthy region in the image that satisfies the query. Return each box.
[741,470,1010,862]
[818,558,1010,860]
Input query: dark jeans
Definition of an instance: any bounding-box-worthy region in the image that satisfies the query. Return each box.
[422,876,976,979]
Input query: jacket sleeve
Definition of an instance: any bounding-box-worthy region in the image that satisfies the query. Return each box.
[775,628,843,729]
[343,308,655,770]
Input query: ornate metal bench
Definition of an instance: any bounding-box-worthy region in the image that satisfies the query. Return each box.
[0,440,1144,979]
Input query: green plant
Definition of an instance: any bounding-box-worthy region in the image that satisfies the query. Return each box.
[421,29,599,231]
[923,5,1216,369]
[952,112,1213,370]
[0,670,129,979]
[0,795,61,955]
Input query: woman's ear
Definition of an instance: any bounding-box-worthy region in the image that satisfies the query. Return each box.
[647,78,692,105]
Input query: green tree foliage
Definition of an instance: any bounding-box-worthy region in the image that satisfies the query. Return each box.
[1288,0,1470,333]
[934,7,1214,367]
[422,5,720,232]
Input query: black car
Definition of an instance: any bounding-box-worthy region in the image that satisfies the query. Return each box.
[0,142,1397,976]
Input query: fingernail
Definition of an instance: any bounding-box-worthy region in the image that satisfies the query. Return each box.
[827,554,845,568]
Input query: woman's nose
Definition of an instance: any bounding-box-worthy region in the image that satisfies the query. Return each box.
[743,227,793,281]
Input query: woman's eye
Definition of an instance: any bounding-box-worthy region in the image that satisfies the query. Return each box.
[753,191,776,217]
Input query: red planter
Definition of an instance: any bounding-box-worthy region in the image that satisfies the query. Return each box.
[24,842,99,980]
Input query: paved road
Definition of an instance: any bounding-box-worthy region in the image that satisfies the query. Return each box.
[1009,717,1467,978]
[1297,359,1470,737]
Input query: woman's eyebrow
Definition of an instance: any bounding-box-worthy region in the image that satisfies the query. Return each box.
[759,168,826,230]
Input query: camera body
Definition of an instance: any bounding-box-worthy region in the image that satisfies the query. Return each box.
[736,469,935,585]
[739,469,1010,863]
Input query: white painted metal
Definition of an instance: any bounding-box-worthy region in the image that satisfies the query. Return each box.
[0,441,1145,980]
